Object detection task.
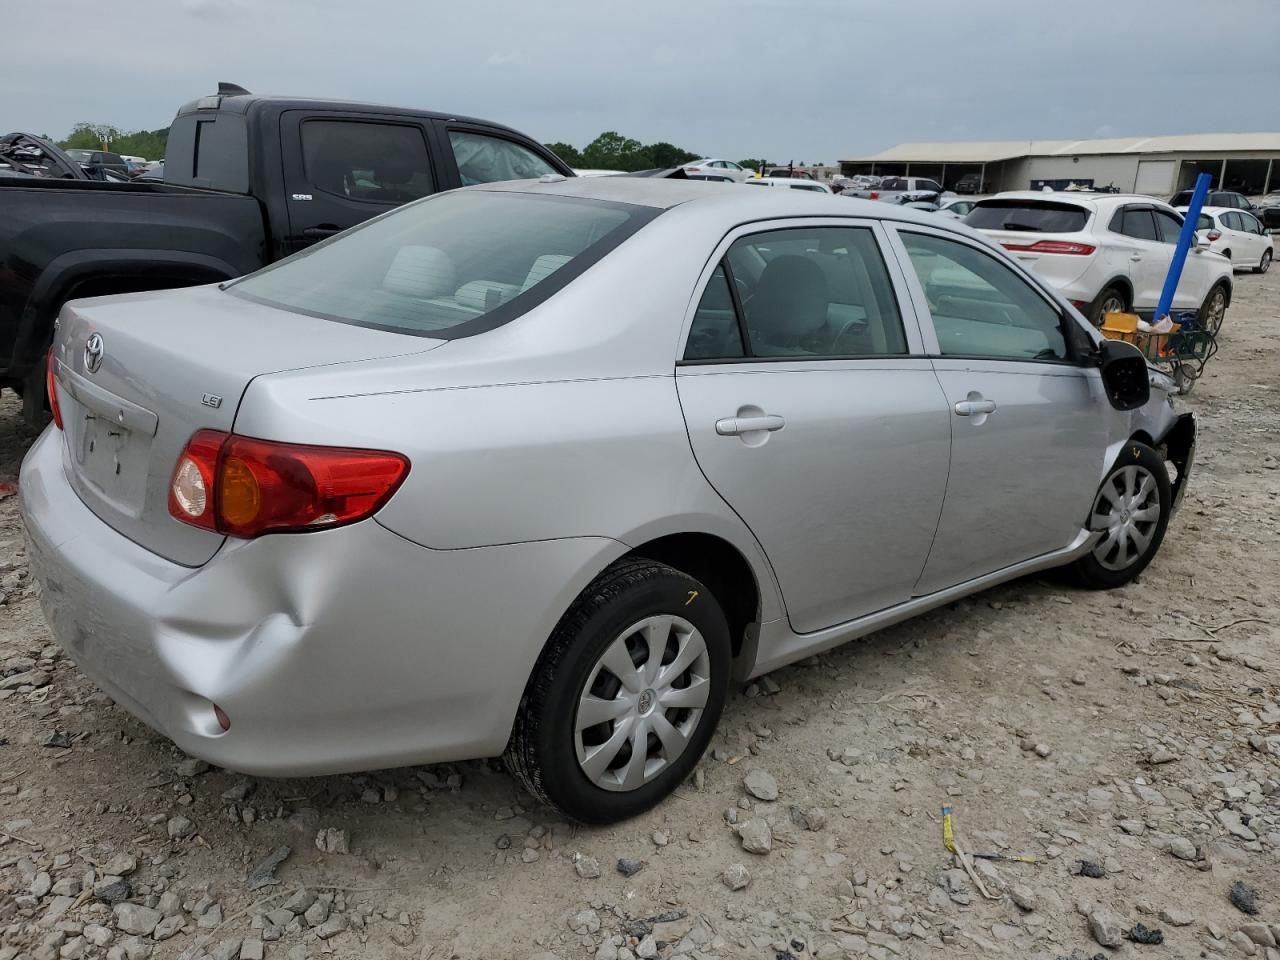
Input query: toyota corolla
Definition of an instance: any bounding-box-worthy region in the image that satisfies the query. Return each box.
[21,177,1195,823]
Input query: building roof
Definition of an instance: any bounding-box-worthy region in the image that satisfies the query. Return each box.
[845,133,1280,164]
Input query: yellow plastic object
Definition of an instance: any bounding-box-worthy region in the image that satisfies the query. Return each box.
[1100,312,1140,344]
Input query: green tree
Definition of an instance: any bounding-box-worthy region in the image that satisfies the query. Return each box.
[738,159,769,174]
[645,142,699,169]
[61,122,124,151]
[545,141,583,167]
[581,131,646,171]
[58,123,169,160]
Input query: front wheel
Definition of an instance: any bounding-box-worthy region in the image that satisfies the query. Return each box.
[505,558,731,824]
[1257,249,1272,274]
[1071,442,1171,589]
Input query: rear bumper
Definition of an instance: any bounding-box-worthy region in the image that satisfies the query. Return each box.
[20,428,624,776]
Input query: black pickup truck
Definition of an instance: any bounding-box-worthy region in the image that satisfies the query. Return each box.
[0,83,571,424]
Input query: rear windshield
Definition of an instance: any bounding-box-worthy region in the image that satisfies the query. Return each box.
[227,190,656,338]
[965,200,1090,233]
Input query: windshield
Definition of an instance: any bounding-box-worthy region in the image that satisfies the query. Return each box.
[965,200,1090,233]
[229,190,657,338]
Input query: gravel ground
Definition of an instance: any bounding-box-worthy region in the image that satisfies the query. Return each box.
[1,257,1277,960]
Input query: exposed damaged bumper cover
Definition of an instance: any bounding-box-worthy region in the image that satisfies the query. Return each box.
[1160,412,1196,513]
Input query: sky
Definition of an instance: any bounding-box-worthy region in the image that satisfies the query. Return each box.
[3,0,1275,162]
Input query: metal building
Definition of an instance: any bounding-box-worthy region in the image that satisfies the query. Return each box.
[841,133,1280,196]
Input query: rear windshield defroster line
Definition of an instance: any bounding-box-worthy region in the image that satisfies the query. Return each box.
[225,190,662,340]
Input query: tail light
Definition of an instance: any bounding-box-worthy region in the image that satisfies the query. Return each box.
[684,166,702,173]
[169,429,409,538]
[1000,240,1096,255]
[869,191,879,200]
[1206,230,1221,241]
[46,350,64,430]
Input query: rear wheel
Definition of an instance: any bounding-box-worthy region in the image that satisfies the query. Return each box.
[1072,442,1171,589]
[1200,283,1227,336]
[1087,286,1127,328]
[1257,249,1272,274]
[505,558,731,824]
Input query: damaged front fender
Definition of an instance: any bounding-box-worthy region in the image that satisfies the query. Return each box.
[1158,412,1196,513]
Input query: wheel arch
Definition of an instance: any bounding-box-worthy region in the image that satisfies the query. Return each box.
[1100,276,1133,308]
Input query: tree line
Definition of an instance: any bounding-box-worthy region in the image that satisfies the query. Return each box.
[545,131,777,174]
[56,122,169,159]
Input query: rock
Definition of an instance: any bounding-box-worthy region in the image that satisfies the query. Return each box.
[0,669,51,689]
[245,846,291,890]
[651,830,668,847]
[314,915,347,940]
[635,935,657,959]
[157,891,182,917]
[83,925,113,948]
[1075,860,1106,879]
[1159,907,1195,927]
[743,769,779,802]
[574,856,601,879]
[60,936,87,960]
[722,863,751,891]
[570,909,601,935]
[1033,743,1052,758]
[1231,881,1260,915]
[737,818,772,854]
[1229,931,1258,956]
[495,834,511,849]
[283,888,316,914]
[210,939,242,960]
[121,938,152,960]
[1126,923,1164,945]
[222,780,253,801]
[1008,885,1037,912]
[93,877,131,905]
[175,758,210,777]
[1218,809,1258,842]
[102,854,137,877]
[198,904,224,929]
[151,916,182,941]
[1089,908,1126,948]
[616,858,645,878]
[303,899,330,927]
[1240,924,1277,948]
[43,731,72,749]
[166,816,195,840]
[266,909,294,927]
[113,904,162,937]
[314,828,349,854]
[792,806,827,831]
[1148,746,1178,764]
[30,871,52,897]
[240,940,264,960]
[388,926,414,947]
[521,848,539,863]
[1162,836,1199,860]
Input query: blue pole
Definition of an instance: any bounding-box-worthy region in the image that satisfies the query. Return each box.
[1154,172,1213,323]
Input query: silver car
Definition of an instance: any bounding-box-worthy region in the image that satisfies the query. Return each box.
[22,177,1195,824]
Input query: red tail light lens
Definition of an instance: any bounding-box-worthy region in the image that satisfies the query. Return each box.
[46,350,64,430]
[1000,240,1096,255]
[168,430,410,538]
[869,191,880,200]
[1206,230,1221,241]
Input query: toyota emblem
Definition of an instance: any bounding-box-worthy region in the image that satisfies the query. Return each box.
[84,333,104,374]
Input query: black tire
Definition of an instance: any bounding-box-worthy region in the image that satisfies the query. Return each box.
[1200,282,1228,336]
[1257,249,1272,274]
[20,354,51,429]
[1087,285,1127,328]
[504,558,731,824]
[1071,442,1171,590]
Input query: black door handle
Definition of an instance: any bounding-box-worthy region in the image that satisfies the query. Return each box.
[303,226,342,239]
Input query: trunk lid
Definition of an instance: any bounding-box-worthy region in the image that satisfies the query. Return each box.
[51,283,442,566]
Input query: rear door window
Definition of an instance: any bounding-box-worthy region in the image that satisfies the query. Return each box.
[966,201,1089,233]
[448,130,558,185]
[684,265,744,360]
[1116,207,1159,241]
[1153,209,1184,243]
[301,120,435,203]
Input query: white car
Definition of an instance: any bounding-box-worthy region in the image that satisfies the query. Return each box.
[743,176,832,194]
[937,197,976,220]
[1182,206,1273,274]
[967,192,1233,329]
[683,159,751,182]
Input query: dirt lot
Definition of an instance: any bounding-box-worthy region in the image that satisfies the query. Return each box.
[1,262,1277,960]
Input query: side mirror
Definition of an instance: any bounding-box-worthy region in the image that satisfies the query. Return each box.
[1097,339,1150,410]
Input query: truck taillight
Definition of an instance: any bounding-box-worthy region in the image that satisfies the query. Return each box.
[1001,240,1097,255]
[46,350,63,430]
[169,429,409,538]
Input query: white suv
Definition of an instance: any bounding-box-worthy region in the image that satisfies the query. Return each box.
[967,192,1233,328]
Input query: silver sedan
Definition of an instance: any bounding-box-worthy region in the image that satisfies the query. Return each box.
[22,177,1195,823]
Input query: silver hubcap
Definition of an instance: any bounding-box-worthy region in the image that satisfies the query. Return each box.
[1101,295,1124,315]
[1090,465,1161,571]
[574,615,710,792]
[1206,291,1225,333]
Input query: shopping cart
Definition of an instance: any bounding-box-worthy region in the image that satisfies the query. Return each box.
[1100,311,1217,395]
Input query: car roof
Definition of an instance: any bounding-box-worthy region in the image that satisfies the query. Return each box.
[473,176,979,233]
[981,191,1174,211]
